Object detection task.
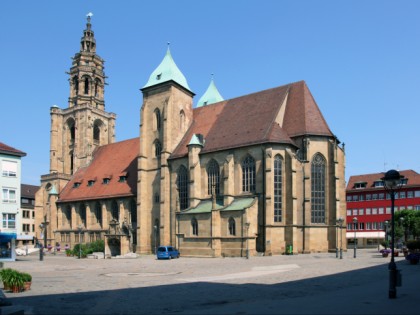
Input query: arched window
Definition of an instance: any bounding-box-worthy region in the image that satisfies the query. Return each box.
[93,123,100,144]
[111,200,119,222]
[191,218,198,236]
[84,77,89,95]
[80,204,86,226]
[73,76,79,95]
[154,109,161,131]
[130,199,137,226]
[177,165,189,210]
[242,155,256,193]
[63,206,72,227]
[180,110,185,131]
[274,155,283,222]
[207,159,220,196]
[70,150,74,175]
[154,140,162,157]
[95,202,102,225]
[311,153,326,224]
[94,79,101,97]
[228,217,236,235]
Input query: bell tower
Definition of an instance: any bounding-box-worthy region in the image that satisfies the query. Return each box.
[137,46,194,253]
[50,13,116,176]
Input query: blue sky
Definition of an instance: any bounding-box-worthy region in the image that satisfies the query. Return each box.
[1,1,419,185]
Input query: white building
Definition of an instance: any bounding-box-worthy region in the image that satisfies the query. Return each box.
[0,141,26,261]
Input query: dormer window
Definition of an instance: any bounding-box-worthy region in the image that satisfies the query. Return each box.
[102,176,111,184]
[401,178,408,185]
[119,176,127,183]
[156,73,162,80]
[354,182,367,189]
[374,180,384,187]
[88,180,95,187]
[73,182,81,188]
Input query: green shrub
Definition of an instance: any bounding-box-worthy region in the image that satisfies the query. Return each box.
[21,272,32,282]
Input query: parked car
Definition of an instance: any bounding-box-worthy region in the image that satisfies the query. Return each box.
[156,246,180,260]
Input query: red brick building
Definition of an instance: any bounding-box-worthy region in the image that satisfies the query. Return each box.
[346,170,420,247]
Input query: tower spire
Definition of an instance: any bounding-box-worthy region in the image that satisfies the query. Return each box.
[80,12,96,53]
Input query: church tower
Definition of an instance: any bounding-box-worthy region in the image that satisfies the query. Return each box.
[50,14,116,175]
[137,46,194,253]
[35,14,116,245]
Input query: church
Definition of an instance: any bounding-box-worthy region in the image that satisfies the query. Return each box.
[35,16,347,257]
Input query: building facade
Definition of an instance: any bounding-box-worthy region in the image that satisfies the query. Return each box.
[0,142,26,261]
[36,16,347,257]
[17,184,39,247]
[346,170,420,247]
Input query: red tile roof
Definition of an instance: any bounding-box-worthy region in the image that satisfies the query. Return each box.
[347,170,420,191]
[0,142,26,157]
[58,138,138,202]
[171,81,333,158]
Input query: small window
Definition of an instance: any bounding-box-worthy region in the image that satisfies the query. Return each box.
[228,217,236,236]
[156,73,162,80]
[119,176,127,183]
[73,182,81,188]
[88,180,95,187]
[103,178,110,184]
[191,218,198,236]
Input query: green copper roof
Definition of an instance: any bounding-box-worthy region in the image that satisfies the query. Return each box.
[180,197,255,214]
[48,185,59,195]
[188,134,204,147]
[196,78,224,107]
[143,47,191,92]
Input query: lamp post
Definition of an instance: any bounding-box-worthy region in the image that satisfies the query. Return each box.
[353,217,358,258]
[39,216,49,261]
[337,217,344,259]
[78,224,83,259]
[154,225,158,254]
[335,220,339,258]
[384,220,389,249]
[245,222,250,259]
[382,169,404,299]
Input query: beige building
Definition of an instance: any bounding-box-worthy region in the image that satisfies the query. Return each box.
[35,16,347,257]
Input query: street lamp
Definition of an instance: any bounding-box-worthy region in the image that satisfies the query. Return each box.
[39,216,49,261]
[384,220,389,249]
[337,218,344,259]
[382,169,404,299]
[78,224,83,259]
[353,217,358,258]
[245,222,250,259]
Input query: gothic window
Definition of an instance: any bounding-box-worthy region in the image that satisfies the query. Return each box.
[191,218,198,236]
[64,206,72,227]
[80,204,87,226]
[228,217,236,235]
[154,140,162,157]
[207,159,220,196]
[94,79,101,97]
[130,199,137,245]
[73,76,79,95]
[93,123,100,144]
[154,109,161,131]
[311,153,326,224]
[177,165,189,210]
[274,155,283,222]
[95,202,102,226]
[242,155,256,193]
[111,200,119,222]
[84,77,89,95]
[180,110,185,131]
[70,150,74,175]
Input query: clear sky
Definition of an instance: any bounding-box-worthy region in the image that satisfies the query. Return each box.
[1,1,419,186]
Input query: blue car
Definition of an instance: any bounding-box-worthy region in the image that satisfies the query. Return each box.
[157,246,180,260]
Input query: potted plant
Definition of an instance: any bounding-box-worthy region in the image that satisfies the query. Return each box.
[65,248,73,257]
[47,244,52,252]
[405,253,420,265]
[21,272,32,291]
[0,268,14,291]
[7,270,24,293]
[380,249,391,257]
